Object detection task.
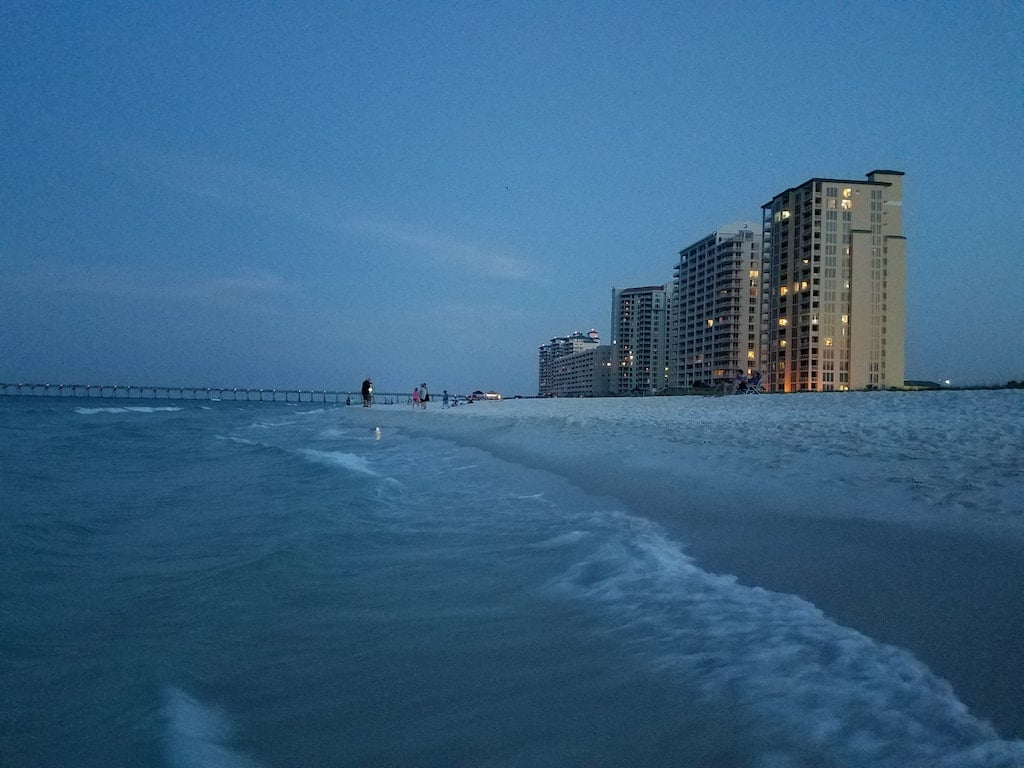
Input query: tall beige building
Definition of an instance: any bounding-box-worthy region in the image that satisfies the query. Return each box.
[761,170,906,392]
[669,222,763,389]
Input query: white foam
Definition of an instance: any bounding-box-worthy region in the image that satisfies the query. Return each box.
[248,419,297,429]
[298,448,377,476]
[75,405,184,415]
[550,513,1024,766]
[532,530,589,548]
[163,687,261,768]
[215,435,258,446]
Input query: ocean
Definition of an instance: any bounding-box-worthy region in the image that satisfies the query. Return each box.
[2,391,1023,767]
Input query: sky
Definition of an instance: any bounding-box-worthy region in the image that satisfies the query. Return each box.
[2,2,1022,396]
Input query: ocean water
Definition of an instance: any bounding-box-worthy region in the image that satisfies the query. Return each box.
[2,391,1023,767]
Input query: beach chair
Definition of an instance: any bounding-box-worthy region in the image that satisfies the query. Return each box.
[743,372,764,394]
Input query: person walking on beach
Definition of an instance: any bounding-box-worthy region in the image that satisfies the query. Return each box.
[442,390,449,408]
[420,383,429,410]
[412,386,420,409]
[361,378,373,407]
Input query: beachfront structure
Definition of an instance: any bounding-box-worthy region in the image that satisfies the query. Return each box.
[537,329,613,397]
[611,285,669,395]
[762,170,906,392]
[668,222,764,389]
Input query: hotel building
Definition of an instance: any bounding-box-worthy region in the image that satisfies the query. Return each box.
[537,329,612,397]
[611,285,669,395]
[762,170,906,392]
[668,222,763,389]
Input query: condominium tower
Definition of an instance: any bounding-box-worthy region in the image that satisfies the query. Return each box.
[668,222,763,389]
[537,329,612,397]
[762,170,906,392]
[611,285,669,395]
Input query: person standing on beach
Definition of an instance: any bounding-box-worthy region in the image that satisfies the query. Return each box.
[412,386,420,409]
[420,383,429,410]
[442,390,449,408]
[361,378,372,407]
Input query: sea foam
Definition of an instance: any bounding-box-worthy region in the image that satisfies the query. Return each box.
[75,405,184,415]
[550,512,1024,767]
[298,448,377,476]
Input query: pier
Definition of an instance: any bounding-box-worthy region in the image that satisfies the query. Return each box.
[0,382,356,403]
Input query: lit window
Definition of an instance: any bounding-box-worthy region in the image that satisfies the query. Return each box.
[824,337,833,346]
[778,318,788,326]
[780,286,788,296]
[841,315,849,324]
[779,340,787,348]
[842,188,852,198]
[800,281,809,290]
[841,199,852,210]
[749,270,759,279]
[707,319,714,327]
[747,351,756,360]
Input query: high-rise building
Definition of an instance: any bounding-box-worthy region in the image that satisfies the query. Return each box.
[762,170,906,392]
[668,222,763,389]
[611,285,669,395]
[537,329,612,397]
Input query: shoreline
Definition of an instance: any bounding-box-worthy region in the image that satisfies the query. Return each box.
[363,404,1024,740]
[656,505,1024,741]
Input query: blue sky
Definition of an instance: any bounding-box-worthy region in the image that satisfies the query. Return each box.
[3,2,1022,395]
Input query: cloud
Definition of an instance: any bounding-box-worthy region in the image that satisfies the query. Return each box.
[341,217,536,281]
[8,257,303,315]
[129,148,539,282]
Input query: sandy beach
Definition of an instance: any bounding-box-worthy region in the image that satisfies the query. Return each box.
[404,391,1024,741]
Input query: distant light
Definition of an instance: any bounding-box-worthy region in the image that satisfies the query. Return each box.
[944,379,951,386]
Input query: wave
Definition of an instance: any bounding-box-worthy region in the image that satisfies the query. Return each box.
[163,687,261,768]
[75,406,184,415]
[551,513,1024,766]
[298,448,378,476]
[215,435,258,446]
[532,530,590,548]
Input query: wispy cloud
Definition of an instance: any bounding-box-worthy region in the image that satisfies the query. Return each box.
[341,217,536,281]
[10,257,303,315]
[129,148,540,282]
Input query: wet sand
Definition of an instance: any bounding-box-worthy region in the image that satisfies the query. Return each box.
[403,406,1024,741]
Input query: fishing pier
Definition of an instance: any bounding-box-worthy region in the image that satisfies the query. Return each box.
[1,382,355,403]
